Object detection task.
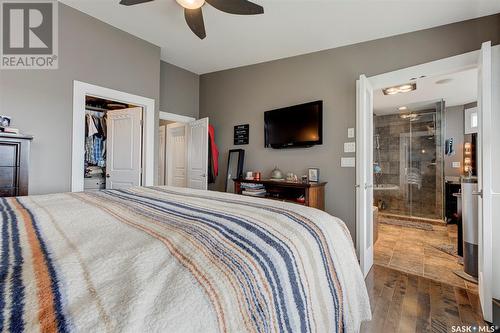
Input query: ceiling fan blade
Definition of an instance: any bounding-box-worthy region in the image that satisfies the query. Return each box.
[119,0,154,6]
[184,8,206,40]
[205,0,263,15]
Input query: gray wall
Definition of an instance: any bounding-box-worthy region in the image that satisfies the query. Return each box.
[0,3,161,195]
[444,105,465,178]
[199,14,500,237]
[160,61,199,118]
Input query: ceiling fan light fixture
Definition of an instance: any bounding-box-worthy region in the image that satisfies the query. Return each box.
[176,0,205,9]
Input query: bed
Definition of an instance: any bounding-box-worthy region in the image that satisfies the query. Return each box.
[0,186,371,332]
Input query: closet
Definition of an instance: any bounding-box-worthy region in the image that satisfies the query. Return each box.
[84,96,143,190]
[85,109,107,189]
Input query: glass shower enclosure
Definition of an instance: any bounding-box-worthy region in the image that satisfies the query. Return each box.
[373,100,444,220]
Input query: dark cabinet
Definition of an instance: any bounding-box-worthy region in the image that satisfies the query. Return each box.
[0,134,33,197]
[233,179,327,211]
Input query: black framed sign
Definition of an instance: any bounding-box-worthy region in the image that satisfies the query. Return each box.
[234,124,249,145]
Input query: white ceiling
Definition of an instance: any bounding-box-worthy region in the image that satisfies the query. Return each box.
[59,0,500,74]
[373,67,478,115]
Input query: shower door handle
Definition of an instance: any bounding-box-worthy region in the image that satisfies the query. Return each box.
[472,190,483,198]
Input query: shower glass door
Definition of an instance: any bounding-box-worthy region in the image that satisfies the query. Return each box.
[374,100,444,220]
[404,101,444,219]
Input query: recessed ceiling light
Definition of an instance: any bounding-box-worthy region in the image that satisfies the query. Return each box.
[398,106,408,111]
[435,78,453,85]
[383,82,417,95]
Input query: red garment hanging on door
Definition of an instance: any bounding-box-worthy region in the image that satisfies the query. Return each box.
[208,125,219,176]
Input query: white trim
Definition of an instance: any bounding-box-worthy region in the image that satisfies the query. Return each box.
[369,49,479,90]
[72,80,155,192]
[159,111,195,123]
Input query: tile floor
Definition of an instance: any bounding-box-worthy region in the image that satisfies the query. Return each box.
[374,218,478,291]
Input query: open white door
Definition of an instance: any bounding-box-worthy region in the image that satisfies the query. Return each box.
[166,122,188,187]
[159,125,166,185]
[187,118,209,190]
[477,41,493,322]
[356,74,374,278]
[106,107,143,189]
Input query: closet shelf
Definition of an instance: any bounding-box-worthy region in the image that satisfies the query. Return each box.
[85,106,108,112]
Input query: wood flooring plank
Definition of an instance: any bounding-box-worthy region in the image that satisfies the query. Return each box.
[429,279,448,333]
[441,283,461,327]
[398,274,418,333]
[454,287,481,326]
[416,276,431,333]
[383,273,407,332]
[466,289,486,324]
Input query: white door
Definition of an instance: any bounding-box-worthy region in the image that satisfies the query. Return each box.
[477,41,493,322]
[106,107,143,189]
[187,118,209,190]
[356,74,374,278]
[159,125,166,185]
[166,122,188,187]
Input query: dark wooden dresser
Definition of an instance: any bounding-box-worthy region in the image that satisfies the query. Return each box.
[0,133,33,197]
[233,179,327,211]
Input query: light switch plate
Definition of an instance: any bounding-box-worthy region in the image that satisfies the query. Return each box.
[341,157,355,167]
[347,128,355,138]
[344,142,356,153]
[452,161,461,168]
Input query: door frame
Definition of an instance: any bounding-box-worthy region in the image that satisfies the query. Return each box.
[356,46,497,320]
[159,111,195,186]
[160,111,195,123]
[71,80,155,192]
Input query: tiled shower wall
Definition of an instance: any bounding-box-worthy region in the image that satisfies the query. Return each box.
[374,109,444,220]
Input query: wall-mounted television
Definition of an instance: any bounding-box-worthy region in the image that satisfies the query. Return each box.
[264,100,323,149]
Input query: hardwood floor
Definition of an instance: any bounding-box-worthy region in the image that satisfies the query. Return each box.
[361,265,486,333]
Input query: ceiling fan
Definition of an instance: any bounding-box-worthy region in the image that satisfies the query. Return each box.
[119,0,264,40]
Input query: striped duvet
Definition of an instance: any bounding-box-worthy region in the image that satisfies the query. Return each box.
[0,186,371,333]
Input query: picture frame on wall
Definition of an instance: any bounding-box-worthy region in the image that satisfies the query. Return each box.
[308,168,319,182]
[0,116,11,128]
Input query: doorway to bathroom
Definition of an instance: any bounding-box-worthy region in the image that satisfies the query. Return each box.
[356,42,497,322]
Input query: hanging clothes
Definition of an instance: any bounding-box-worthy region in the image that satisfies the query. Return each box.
[208,125,219,183]
[84,111,107,168]
[87,114,98,137]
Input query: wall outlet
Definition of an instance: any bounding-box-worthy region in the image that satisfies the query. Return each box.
[347,128,355,138]
[452,161,461,168]
[344,142,356,153]
[341,157,355,167]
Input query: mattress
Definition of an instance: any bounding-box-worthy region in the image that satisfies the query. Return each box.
[0,186,371,332]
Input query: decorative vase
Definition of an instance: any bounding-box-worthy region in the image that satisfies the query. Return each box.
[270,166,284,180]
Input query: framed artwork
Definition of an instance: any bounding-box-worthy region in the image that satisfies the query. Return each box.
[0,116,11,128]
[308,168,319,182]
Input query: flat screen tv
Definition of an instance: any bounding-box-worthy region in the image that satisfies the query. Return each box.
[264,100,323,148]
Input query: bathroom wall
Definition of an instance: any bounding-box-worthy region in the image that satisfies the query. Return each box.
[444,105,465,178]
[373,109,443,219]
